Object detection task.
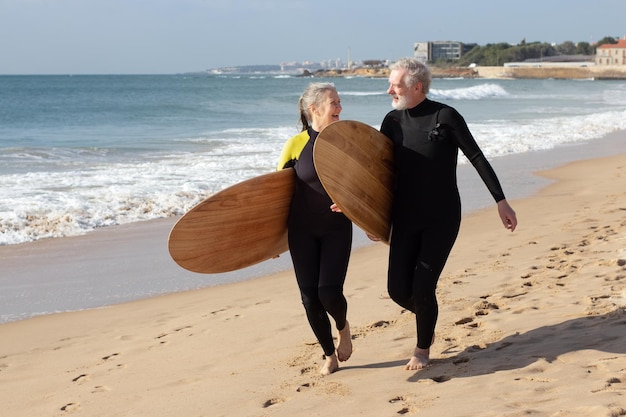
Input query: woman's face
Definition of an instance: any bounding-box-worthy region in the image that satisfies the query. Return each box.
[311,89,342,132]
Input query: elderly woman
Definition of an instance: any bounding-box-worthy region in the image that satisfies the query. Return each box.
[277,82,353,375]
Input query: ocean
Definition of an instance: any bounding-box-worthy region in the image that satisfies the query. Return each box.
[3,74,626,247]
[2,73,626,323]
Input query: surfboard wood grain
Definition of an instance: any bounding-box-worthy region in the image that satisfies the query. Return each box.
[314,120,394,243]
[168,168,295,273]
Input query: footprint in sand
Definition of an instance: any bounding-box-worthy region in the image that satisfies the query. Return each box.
[60,402,80,412]
[155,333,169,345]
[468,343,487,352]
[320,380,350,396]
[71,374,89,384]
[91,385,111,394]
[430,375,452,383]
[454,317,474,325]
[368,320,391,329]
[452,356,470,365]
[388,396,416,415]
[206,307,227,316]
[261,397,285,408]
[154,326,194,345]
[98,353,126,370]
[473,300,499,316]
[296,382,315,392]
[204,307,242,321]
[608,407,626,417]
[503,290,529,300]
[101,353,120,361]
[300,366,316,375]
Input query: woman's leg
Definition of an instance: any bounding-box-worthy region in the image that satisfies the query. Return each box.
[317,224,353,362]
[289,229,337,358]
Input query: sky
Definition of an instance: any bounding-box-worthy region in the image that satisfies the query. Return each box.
[1,0,624,74]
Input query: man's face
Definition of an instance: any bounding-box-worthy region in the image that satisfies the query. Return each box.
[387,68,420,110]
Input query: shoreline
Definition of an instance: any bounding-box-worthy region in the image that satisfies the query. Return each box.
[309,64,626,79]
[2,130,626,324]
[1,140,625,415]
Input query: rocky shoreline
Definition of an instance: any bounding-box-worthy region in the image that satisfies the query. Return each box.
[304,66,475,79]
[306,65,626,80]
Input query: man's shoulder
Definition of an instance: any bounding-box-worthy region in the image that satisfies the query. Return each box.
[426,99,461,120]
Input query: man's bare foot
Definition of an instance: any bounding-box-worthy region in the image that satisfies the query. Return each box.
[404,347,430,370]
[320,353,339,375]
[336,321,353,362]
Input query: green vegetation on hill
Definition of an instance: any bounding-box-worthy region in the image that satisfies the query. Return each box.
[430,36,621,67]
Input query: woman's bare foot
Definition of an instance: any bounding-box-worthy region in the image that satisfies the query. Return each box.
[320,353,339,375]
[404,347,430,370]
[336,321,352,362]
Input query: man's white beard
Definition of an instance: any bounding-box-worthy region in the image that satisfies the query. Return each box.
[391,96,410,110]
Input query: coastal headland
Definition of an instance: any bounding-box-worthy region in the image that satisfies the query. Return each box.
[308,65,626,80]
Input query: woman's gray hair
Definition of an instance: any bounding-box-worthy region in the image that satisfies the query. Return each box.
[298,82,337,131]
[389,58,432,94]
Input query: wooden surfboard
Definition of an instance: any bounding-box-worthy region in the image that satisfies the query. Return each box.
[168,168,295,273]
[314,120,394,243]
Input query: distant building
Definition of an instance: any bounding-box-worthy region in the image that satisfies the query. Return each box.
[413,41,476,63]
[596,38,626,66]
[413,42,429,63]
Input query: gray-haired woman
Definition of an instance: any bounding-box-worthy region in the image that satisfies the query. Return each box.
[276,82,353,375]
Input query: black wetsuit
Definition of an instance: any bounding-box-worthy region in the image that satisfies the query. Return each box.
[380,98,505,349]
[279,127,352,357]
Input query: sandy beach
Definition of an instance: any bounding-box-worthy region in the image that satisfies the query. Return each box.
[2,138,626,416]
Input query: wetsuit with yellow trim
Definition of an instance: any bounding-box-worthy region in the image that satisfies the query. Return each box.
[380,98,506,350]
[277,127,352,358]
